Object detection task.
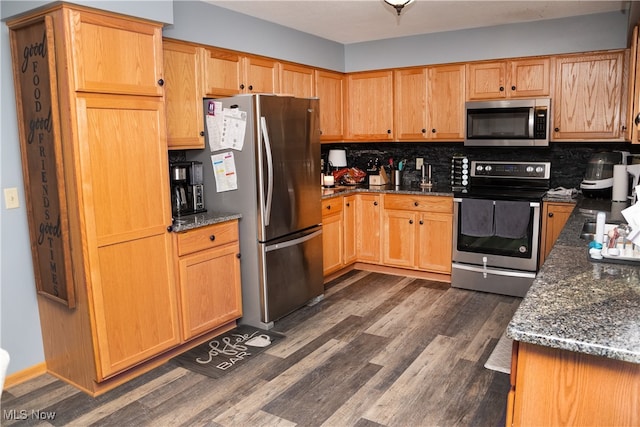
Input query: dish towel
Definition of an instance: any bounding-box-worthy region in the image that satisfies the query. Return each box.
[461,199,495,237]
[494,200,531,238]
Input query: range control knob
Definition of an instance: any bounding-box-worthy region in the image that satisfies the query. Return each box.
[485,165,493,172]
[536,166,545,174]
[526,166,534,173]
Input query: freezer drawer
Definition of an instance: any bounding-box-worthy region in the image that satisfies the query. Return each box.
[259,226,324,323]
[451,262,535,298]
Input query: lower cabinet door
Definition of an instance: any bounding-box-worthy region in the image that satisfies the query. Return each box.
[417,212,453,273]
[322,213,344,275]
[383,209,417,268]
[177,243,242,340]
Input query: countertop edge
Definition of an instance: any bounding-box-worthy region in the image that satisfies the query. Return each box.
[171,212,243,232]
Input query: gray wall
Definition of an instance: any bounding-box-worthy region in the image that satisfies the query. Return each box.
[0,0,631,377]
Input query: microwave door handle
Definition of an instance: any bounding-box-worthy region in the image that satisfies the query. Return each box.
[260,116,274,226]
[528,108,535,138]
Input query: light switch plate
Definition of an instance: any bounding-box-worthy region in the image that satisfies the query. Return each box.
[4,188,19,209]
[416,158,424,170]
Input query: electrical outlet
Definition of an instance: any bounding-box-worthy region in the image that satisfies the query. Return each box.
[4,188,19,209]
[416,158,424,170]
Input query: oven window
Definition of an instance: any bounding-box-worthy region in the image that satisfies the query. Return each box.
[467,107,531,139]
[456,207,535,258]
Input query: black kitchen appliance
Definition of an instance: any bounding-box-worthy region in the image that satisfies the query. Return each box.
[580,151,630,199]
[452,160,551,297]
[169,161,206,217]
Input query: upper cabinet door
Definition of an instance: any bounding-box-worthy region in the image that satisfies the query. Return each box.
[201,46,243,97]
[315,70,344,141]
[163,40,205,149]
[553,51,626,141]
[346,70,394,141]
[427,64,465,140]
[68,9,163,96]
[243,55,280,94]
[394,68,428,141]
[466,61,507,100]
[280,62,315,98]
[508,58,551,98]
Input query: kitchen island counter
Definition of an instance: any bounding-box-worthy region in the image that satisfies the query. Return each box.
[322,183,454,199]
[507,197,640,364]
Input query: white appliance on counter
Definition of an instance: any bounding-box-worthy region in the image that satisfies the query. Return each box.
[191,94,323,329]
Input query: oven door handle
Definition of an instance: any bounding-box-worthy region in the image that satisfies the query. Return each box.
[453,198,540,208]
[451,262,537,279]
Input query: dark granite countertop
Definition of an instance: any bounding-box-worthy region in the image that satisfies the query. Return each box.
[322,183,454,198]
[171,211,242,233]
[507,196,640,364]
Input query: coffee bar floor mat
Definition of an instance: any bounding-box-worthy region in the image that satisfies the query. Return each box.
[171,325,284,379]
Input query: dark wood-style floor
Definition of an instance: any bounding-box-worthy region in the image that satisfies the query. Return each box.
[2,271,520,426]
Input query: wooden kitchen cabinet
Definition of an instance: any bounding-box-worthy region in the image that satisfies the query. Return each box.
[394,67,428,141]
[244,55,280,94]
[163,39,205,149]
[315,70,345,141]
[8,4,180,395]
[552,50,627,141]
[280,62,315,98]
[322,197,344,275]
[345,70,394,141]
[427,64,466,140]
[539,201,574,265]
[356,193,382,263]
[507,342,640,427]
[627,26,640,143]
[466,57,550,100]
[343,195,357,264]
[383,194,453,273]
[174,221,242,341]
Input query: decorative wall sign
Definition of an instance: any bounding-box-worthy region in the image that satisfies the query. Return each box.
[10,16,75,308]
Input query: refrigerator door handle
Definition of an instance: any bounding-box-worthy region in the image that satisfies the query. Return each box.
[260,116,274,226]
[265,228,323,252]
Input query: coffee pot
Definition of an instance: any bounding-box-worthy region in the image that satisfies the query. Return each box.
[169,161,206,217]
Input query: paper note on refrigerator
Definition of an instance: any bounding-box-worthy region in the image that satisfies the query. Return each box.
[220,108,246,150]
[205,101,224,152]
[211,151,238,192]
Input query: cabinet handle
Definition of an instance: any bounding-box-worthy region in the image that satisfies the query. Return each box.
[374,201,378,206]
[548,212,554,218]
[157,79,164,86]
[167,225,173,232]
[409,219,413,224]
[635,113,640,126]
[554,127,560,132]
[421,128,426,133]
[248,85,253,91]
[200,131,205,136]
[240,84,245,90]
[622,126,627,131]
[387,129,391,134]
[346,202,350,207]
[511,85,516,91]
[326,205,331,210]
[414,201,419,206]
[431,129,436,133]
[419,220,424,225]
[210,235,216,241]
[236,253,241,259]
[499,86,504,92]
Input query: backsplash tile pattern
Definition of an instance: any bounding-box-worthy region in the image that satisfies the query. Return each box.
[322,142,640,189]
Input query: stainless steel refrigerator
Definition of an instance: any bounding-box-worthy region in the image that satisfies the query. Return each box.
[193,94,323,329]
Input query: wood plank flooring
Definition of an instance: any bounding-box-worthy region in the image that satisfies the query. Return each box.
[1,271,520,426]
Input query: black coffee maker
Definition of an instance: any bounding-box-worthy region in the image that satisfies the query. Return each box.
[169,161,206,217]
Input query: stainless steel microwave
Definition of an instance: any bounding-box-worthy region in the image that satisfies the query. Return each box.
[464,98,550,147]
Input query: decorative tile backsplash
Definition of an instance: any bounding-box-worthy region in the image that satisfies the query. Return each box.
[322,142,640,189]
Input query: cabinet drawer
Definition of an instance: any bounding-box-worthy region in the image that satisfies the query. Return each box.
[176,220,239,256]
[384,195,453,213]
[322,197,343,217]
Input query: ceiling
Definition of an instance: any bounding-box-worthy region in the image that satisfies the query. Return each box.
[203,0,628,44]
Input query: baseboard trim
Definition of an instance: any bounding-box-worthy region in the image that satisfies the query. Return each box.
[4,362,47,389]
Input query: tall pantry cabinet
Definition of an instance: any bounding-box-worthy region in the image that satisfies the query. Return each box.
[8,4,180,395]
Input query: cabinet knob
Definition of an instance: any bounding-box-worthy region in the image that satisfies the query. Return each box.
[248,85,253,91]
[326,205,331,210]
[210,235,216,241]
[499,86,504,92]
[346,202,350,207]
[554,127,560,132]
[167,225,173,232]
[374,201,378,206]
[421,128,426,133]
[431,129,436,133]
[157,79,164,86]
[236,253,241,259]
[409,219,413,224]
[240,84,245,90]
[387,129,392,134]
[419,220,424,225]
[414,201,419,206]
[635,113,640,126]
[548,212,554,218]
[511,85,516,91]
[200,131,205,136]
